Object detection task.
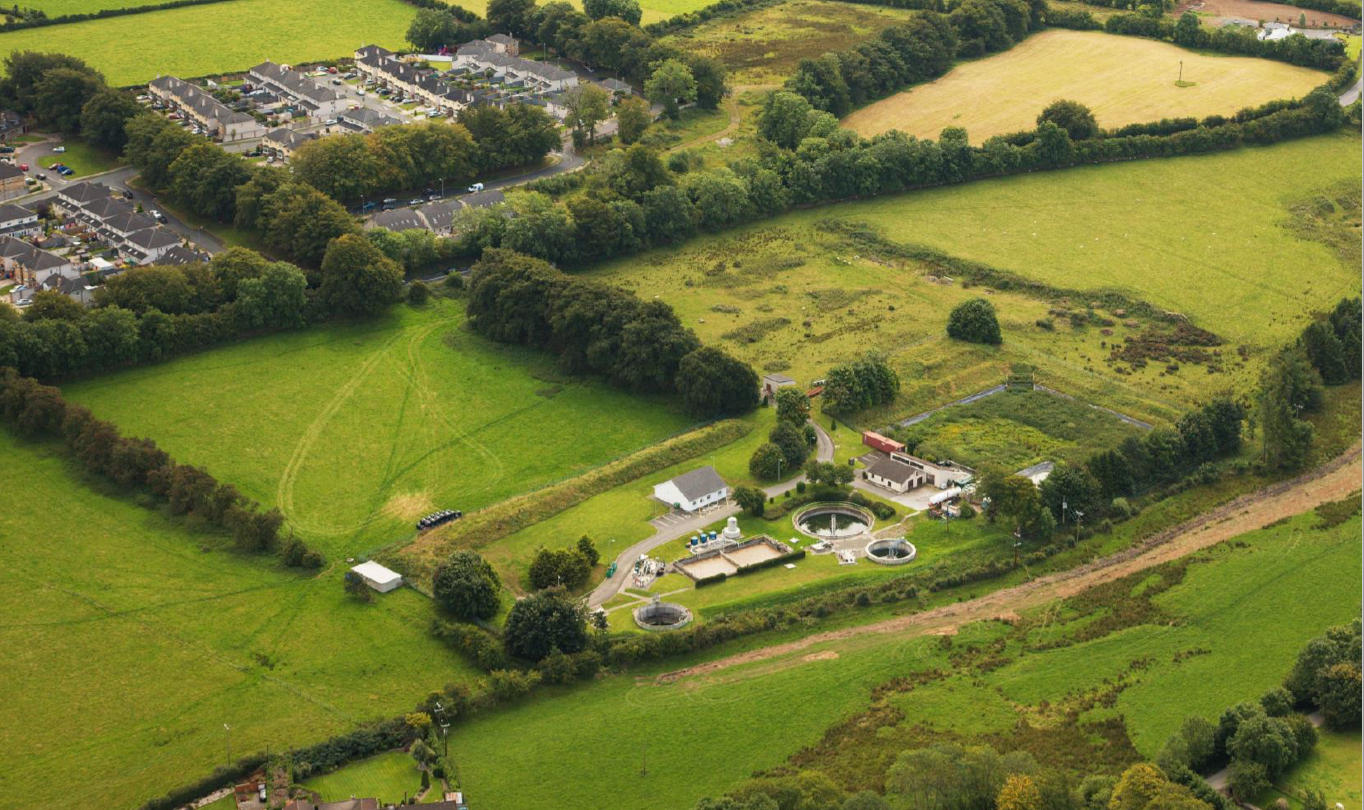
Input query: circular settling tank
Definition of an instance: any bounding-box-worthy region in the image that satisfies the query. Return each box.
[865,538,917,565]
[793,503,874,539]
[633,601,693,631]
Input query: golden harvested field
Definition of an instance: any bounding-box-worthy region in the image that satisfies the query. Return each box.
[843,30,1327,142]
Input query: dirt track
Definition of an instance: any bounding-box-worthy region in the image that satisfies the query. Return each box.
[659,445,1362,683]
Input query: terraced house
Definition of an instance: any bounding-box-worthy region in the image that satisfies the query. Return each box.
[262,127,317,160]
[353,45,470,114]
[247,61,347,121]
[147,75,266,142]
[450,40,580,92]
[57,181,186,265]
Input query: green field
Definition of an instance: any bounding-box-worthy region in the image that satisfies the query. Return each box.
[61,300,694,560]
[302,750,435,805]
[38,139,122,177]
[897,387,1145,470]
[0,432,476,810]
[1256,729,1362,810]
[843,30,1326,142]
[20,0,136,12]
[438,504,1361,810]
[0,0,418,86]
[586,132,1362,426]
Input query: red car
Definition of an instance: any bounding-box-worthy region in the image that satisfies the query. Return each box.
[18,163,27,172]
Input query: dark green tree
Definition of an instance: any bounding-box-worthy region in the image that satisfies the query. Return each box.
[432,550,501,620]
[79,87,141,152]
[675,346,759,418]
[946,298,1002,344]
[503,590,590,661]
[1037,98,1099,140]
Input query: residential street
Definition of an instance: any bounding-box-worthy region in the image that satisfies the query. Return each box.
[587,419,836,609]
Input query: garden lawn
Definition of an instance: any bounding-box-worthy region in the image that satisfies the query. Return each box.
[61,299,693,560]
[445,505,1360,810]
[38,139,122,177]
[302,751,430,805]
[0,0,418,87]
[1255,729,1362,810]
[585,132,1361,426]
[0,432,476,810]
[843,30,1327,142]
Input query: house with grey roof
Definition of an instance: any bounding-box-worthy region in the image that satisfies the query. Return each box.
[461,189,504,210]
[366,208,426,232]
[487,33,519,54]
[338,107,403,133]
[248,61,347,119]
[152,244,211,266]
[147,75,265,142]
[653,466,729,512]
[864,456,921,493]
[124,226,182,264]
[262,127,317,159]
[416,200,458,235]
[0,235,78,287]
[0,203,40,238]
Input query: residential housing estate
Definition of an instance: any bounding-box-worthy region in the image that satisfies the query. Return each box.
[147,75,266,142]
[247,61,348,120]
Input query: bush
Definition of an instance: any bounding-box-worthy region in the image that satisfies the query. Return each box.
[957,502,976,519]
[946,298,1002,345]
[432,551,501,620]
[503,591,589,661]
[1226,760,1270,803]
[407,280,431,305]
[528,547,592,590]
[694,572,728,587]
[1109,496,1133,520]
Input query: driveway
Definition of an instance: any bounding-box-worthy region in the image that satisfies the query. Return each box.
[586,417,835,609]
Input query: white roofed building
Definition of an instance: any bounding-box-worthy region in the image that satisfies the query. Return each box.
[350,561,404,593]
[653,466,729,513]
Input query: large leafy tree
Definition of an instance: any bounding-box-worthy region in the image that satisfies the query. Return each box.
[80,87,141,151]
[503,591,589,661]
[675,345,759,418]
[432,550,501,620]
[1037,99,1098,140]
[318,233,403,316]
[947,298,1002,344]
[645,59,696,120]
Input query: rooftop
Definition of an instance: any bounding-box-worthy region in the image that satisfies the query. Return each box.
[666,466,727,502]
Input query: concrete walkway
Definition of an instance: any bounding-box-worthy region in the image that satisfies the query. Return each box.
[586,417,834,609]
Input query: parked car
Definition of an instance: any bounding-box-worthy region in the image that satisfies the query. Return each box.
[325,118,337,126]
[122,189,134,200]
[427,193,441,201]
[408,198,422,206]
[18,163,28,172]
[381,203,394,210]
[328,66,338,74]
[52,146,66,153]
[151,210,167,223]
[0,146,14,154]
[382,198,397,204]
[356,90,366,97]
[467,182,484,192]
[361,201,376,212]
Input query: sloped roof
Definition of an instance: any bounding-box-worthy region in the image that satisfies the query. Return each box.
[866,457,918,486]
[667,466,727,501]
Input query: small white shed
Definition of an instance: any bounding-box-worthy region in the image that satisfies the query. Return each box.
[351,560,404,593]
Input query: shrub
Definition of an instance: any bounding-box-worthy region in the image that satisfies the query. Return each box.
[1226,760,1270,803]
[503,591,589,661]
[528,547,591,590]
[432,550,501,620]
[946,298,1002,345]
[1110,497,1133,520]
[407,280,431,305]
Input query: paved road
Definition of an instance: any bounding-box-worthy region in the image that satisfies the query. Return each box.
[12,138,224,254]
[587,418,835,609]
[1339,73,1363,106]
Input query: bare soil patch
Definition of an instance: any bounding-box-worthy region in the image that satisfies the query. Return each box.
[382,491,436,522]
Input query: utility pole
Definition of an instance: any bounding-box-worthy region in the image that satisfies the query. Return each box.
[1178,60,1183,83]
[641,744,648,777]
[1074,510,1084,545]
[224,723,232,768]
[1013,526,1022,567]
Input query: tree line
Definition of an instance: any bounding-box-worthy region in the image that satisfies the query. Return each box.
[405,0,729,112]
[290,105,559,203]
[0,366,322,565]
[464,248,759,418]
[0,243,406,380]
[1102,10,1347,70]
[0,0,236,35]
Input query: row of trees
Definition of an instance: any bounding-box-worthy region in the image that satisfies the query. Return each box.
[461,82,1345,273]
[0,367,320,564]
[1298,297,1361,386]
[464,248,758,418]
[527,536,600,590]
[1108,11,1346,70]
[0,241,405,380]
[292,108,558,203]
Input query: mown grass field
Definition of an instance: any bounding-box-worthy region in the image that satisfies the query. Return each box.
[842,30,1327,142]
[302,751,434,805]
[443,503,1360,810]
[1255,729,1362,810]
[0,431,476,810]
[22,0,137,12]
[587,133,1361,426]
[0,0,417,86]
[662,0,920,83]
[38,139,122,177]
[62,300,693,560]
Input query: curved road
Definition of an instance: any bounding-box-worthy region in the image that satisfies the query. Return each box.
[587,419,835,609]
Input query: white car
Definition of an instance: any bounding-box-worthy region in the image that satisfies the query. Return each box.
[467,182,484,193]
[325,119,337,126]
[52,146,66,153]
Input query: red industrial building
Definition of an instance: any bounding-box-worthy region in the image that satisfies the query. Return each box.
[862,430,905,455]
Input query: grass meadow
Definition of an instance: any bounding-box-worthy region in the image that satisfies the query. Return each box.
[302,750,435,805]
[662,0,920,84]
[21,0,136,12]
[842,30,1327,142]
[38,139,122,177]
[0,0,418,86]
[1255,729,1362,810]
[587,132,1361,426]
[61,299,694,561]
[0,431,476,810]
[901,388,1144,470]
[441,505,1360,810]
